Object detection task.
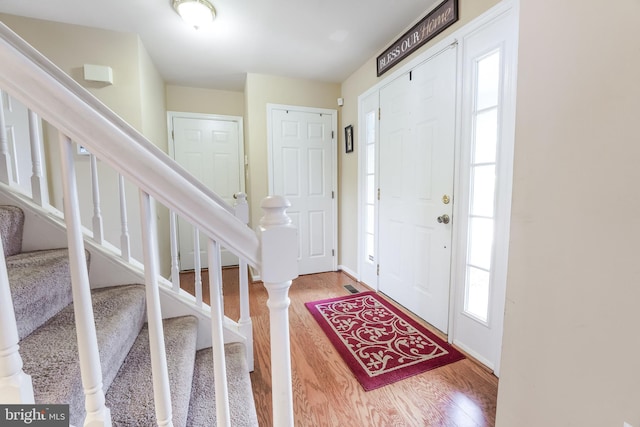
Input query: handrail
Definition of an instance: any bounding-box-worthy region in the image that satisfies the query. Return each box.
[0,22,256,265]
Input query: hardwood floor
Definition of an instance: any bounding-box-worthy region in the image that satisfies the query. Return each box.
[180,269,498,427]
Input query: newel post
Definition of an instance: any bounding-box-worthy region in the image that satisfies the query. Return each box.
[258,195,298,427]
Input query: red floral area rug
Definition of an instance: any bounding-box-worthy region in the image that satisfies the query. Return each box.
[305,291,465,391]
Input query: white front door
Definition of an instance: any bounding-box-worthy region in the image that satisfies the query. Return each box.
[170,114,244,270]
[268,105,337,275]
[378,47,457,333]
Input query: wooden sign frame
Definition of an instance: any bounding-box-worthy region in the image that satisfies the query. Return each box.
[377,0,459,76]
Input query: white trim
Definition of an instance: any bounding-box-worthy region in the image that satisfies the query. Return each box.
[337,264,358,279]
[266,103,339,272]
[452,339,495,371]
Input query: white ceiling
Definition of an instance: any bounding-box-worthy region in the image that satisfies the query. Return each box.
[0,0,439,91]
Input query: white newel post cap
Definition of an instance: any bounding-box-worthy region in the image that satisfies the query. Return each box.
[259,196,299,283]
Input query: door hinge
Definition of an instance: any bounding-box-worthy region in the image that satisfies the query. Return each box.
[331,130,334,139]
[378,107,381,121]
[332,191,335,199]
[332,249,335,256]
[409,71,413,81]
[377,264,380,276]
[377,188,380,200]
[171,130,174,140]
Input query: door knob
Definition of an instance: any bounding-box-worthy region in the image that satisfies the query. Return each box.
[437,214,450,224]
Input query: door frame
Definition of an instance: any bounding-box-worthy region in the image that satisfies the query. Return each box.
[356,0,517,374]
[266,103,339,272]
[166,111,246,269]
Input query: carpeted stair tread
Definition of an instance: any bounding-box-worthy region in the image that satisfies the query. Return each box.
[19,284,146,427]
[0,205,24,257]
[187,343,259,427]
[106,315,198,427]
[7,248,75,339]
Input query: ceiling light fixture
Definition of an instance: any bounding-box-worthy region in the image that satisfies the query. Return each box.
[172,0,216,29]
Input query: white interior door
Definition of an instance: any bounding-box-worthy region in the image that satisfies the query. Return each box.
[268,105,337,275]
[378,47,457,333]
[171,114,244,270]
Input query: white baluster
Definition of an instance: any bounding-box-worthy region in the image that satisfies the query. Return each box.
[169,211,180,292]
[234,192,253,370]
[118,174,130,262]
[139,191,173,427]
[90,153,104,244]
[28,109,48,206]
[259,195,298,427]
[0,238,34,404]
[193,227,203,307]
[207,239,231,427]
[238,259,253,371]
[59,134,111,427]
[0,92,13,184]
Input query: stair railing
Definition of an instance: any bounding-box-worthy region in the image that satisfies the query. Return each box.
[0,21,297,427]
[59,134,113,425]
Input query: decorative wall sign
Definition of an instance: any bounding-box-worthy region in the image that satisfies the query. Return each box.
[376,0,458,76]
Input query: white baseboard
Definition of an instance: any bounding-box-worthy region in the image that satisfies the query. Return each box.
[337,264,358,280]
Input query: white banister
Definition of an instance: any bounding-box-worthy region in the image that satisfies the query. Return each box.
[207,239,231,427]
[259,195,298,427]
[59,134,111,427]
[118,174,131,262]
[193,227,203,308]
[169,211,180,292]
[0,238,34,404]
[0,91,12,185]
[28,109,48,206]
[90,153,104,244]
[139,191,173,427]
[234,192,253,370]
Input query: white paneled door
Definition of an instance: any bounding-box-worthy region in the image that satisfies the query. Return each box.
[378,47,457,333]
[171,114,244,270]
[268,106,337,275]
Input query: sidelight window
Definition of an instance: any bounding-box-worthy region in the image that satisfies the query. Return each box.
[464,49,501,323]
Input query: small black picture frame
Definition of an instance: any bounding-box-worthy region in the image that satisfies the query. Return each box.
[345,125,354,153]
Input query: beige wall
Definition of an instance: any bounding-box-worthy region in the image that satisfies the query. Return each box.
[496,1,640,426]
[243,73,340,227]
[138,39,171,275]
[0,15,145,130]
[1,15,172,276]
[338,0,501,272]
[166,85,244,117]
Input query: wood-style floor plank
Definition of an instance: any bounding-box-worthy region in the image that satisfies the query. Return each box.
[180,269,498,427]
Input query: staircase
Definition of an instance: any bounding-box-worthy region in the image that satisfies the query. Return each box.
[0,20,299,427]
[2,204,258,426]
